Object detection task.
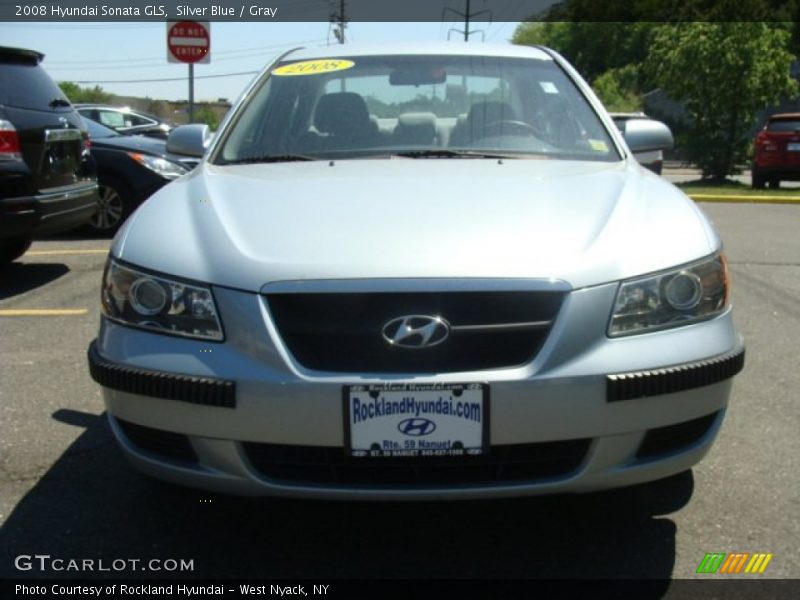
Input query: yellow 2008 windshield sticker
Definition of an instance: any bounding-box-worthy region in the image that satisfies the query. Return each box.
[588,139,609,152]
[272,59,355,76]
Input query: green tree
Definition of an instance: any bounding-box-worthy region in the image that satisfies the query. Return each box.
[58,82,114,104]
[146,99,170,121]
[193,106,219,131]
[512,22,656,113]
[530,0,795,22]
[512,21,655,85]
[592,66,642,112]
[646,22,798,180]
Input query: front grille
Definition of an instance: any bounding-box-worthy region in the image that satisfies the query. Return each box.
[636,412,719,461]
[243,439,590,487]
[266,291,564,373]
[116,419,197,464]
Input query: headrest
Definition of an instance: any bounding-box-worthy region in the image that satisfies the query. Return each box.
[314,92,371,136]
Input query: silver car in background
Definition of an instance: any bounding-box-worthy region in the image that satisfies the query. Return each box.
[88,43,744,499]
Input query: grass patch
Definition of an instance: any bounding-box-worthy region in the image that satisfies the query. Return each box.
[676,179,800,197]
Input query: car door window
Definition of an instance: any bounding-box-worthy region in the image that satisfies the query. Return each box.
[98,110,126,129]
[126,114,156,127]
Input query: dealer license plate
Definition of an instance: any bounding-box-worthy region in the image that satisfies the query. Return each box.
[344,383,488,458]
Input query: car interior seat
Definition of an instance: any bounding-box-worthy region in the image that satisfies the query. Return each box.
[311,92,381,151]
[392,112,438,147]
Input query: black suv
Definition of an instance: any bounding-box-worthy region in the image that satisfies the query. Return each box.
[0,46,98,264]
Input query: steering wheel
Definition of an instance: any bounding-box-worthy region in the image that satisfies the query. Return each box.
[480,120,539,138]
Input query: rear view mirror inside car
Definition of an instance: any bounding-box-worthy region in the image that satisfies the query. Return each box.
[390,67,447,86]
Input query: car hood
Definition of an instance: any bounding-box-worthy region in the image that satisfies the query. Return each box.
[90,133,176,160]
[113,159,719,291]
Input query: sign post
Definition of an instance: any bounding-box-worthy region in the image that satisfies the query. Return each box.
[167,21,211,124]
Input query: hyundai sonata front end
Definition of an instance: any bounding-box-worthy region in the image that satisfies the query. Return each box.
[88,43,744,499]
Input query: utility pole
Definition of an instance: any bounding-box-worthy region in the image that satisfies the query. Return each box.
[444,0,492,42]
[463,0,471,41]
[188,63,194,122]
[330,0,347,44]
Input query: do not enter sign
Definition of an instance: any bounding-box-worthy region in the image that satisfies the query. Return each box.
[167,21,210,64]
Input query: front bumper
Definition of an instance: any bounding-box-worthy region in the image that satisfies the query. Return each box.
[752,163,800,181]
[89,281,744,499]
[0,182,99,240]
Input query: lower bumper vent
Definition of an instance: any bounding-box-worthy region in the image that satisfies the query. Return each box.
[116,419,197,464]
[243,439,590,487]
[636,412,720,461]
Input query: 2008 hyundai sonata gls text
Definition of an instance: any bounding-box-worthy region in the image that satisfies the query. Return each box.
[88,43,744,499]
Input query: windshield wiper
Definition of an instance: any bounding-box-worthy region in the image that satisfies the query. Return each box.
[391,149,522,159]
[224,154,317,164]
[49,98,72,108]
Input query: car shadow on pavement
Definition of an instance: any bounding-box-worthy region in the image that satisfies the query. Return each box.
[40,228,112,242]
[0,263,70,300]
[0,410,690,586]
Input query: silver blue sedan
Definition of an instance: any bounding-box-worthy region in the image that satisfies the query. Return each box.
[88,43,744,499]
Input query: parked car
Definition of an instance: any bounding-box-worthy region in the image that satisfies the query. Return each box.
[0,46,98,264]
[75,104,173,139]
[88,43,744,499]
[81,117,192,232]
[610,112,664,174]
[752,112,800,189]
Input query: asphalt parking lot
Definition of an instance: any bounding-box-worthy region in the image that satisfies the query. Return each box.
[0,202,798,583]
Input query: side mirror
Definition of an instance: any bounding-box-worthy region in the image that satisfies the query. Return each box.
[166,124,210,158]
[621,118,674,153]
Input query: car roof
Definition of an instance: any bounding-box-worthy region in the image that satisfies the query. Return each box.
[769,113,800,120]
[75,104,128,110]
[609,112,648,119]
[75,105,160,118]
[284,42,553,62]
[0,46,44,64]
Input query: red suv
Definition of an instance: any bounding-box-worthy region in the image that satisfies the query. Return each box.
[752,113,800,189]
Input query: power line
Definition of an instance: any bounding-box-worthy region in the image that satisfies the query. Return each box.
[46,39,326,65]
[64,71,260,84]
[486,0,525,41]
[46,41,328,71]
[486,21,520,42]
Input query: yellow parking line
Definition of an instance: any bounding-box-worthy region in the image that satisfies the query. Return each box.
[25,249,108,256]
[690,194,800,204]
[0,309,89,316]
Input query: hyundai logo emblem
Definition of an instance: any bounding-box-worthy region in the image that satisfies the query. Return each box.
[382,315,450,349]
[398,418,437,436]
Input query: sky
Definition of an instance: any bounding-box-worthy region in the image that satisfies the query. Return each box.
[0,21,521,102]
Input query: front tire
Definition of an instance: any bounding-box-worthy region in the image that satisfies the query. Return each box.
[88,177,132,234]
[752,168,766,189]
[0,237,33,264]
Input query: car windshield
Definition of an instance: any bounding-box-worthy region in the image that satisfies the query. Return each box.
[767,118,800,132]
[214,53,619,164]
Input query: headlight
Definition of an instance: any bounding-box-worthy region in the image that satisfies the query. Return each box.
[127,152,188,180]
[101,258,223,341]
[608,253,729,336]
